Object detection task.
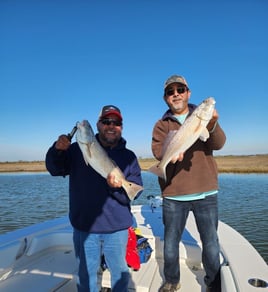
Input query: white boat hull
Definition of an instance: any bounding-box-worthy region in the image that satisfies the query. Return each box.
[0,205,267,291]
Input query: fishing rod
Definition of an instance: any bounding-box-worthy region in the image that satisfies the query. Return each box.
[67,124,78,141]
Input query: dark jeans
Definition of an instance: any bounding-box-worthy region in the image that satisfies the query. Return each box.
[162,195,221,289]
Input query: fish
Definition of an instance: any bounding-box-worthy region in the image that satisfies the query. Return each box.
[76,119,143,200]
[148,97,216,181]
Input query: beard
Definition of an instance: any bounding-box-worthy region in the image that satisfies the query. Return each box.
[98,131,120,148]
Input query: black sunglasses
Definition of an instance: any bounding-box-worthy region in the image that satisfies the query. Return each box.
[100,118,122,126]
[165,87,188,96]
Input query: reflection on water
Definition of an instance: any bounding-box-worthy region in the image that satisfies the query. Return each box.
[0,172,267,264]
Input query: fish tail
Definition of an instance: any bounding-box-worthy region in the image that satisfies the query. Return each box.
[122,181,144,200]
[148,163,167,181]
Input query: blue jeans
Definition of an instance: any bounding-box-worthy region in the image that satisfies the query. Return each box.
[73,228,129,292]
[162,195,221,289]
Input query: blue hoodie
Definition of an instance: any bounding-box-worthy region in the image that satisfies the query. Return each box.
[45,134,143,233]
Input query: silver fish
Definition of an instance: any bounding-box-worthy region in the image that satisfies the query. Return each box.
[76,120,143,200]
[149,97,216,181]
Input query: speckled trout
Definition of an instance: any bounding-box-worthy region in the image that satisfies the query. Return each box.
[149,97,216,181]
[76,120,143,200]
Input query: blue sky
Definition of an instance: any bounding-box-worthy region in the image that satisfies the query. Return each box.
[1,0,267,162]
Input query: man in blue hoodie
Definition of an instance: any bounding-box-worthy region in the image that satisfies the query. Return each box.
[46,105,143,292]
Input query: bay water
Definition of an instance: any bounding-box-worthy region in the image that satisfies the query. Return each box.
[0,171,267,264]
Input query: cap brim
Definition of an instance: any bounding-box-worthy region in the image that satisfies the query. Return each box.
[101,110,122,120]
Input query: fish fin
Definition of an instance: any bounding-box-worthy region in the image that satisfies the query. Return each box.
[109,168,143,200]
[86,143,92,158]
[80,143,92,165]
[121,181,144,200]
[199,128,210,141]
[110,159,118,168]
[148,163,167,181]
[82,154,89,165]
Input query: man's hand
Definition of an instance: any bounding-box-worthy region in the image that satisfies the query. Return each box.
[107,173,122,188]
[207,109,219,132]
[171,152,184,163]
[55,135,71,150]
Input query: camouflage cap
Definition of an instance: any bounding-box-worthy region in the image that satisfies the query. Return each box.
[164,75,188,89]
[99,105,122,120]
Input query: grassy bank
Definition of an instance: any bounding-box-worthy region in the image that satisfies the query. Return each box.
[0,155,268,173]
[139,155,268,173]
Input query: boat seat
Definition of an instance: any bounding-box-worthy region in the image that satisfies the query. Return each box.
[26,231,73,256]
[0,246,78,292]
[0,230,77,292]
[0,239,27,273]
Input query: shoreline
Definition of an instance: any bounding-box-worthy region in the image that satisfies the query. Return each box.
[1,154,268,173]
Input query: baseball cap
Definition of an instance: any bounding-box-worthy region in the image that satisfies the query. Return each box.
[99,105,122,120]
[164,75,188,89]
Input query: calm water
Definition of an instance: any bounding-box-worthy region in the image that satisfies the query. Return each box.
[0,172,267,264]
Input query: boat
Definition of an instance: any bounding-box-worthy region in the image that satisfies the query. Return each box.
[0,197,267,292]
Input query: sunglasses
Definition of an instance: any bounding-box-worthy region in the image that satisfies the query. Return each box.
[165,87,188,96]
[100,118,122,126]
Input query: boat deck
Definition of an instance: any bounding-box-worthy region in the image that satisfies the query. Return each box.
[0,205,267,291]
[102,205,207,291]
